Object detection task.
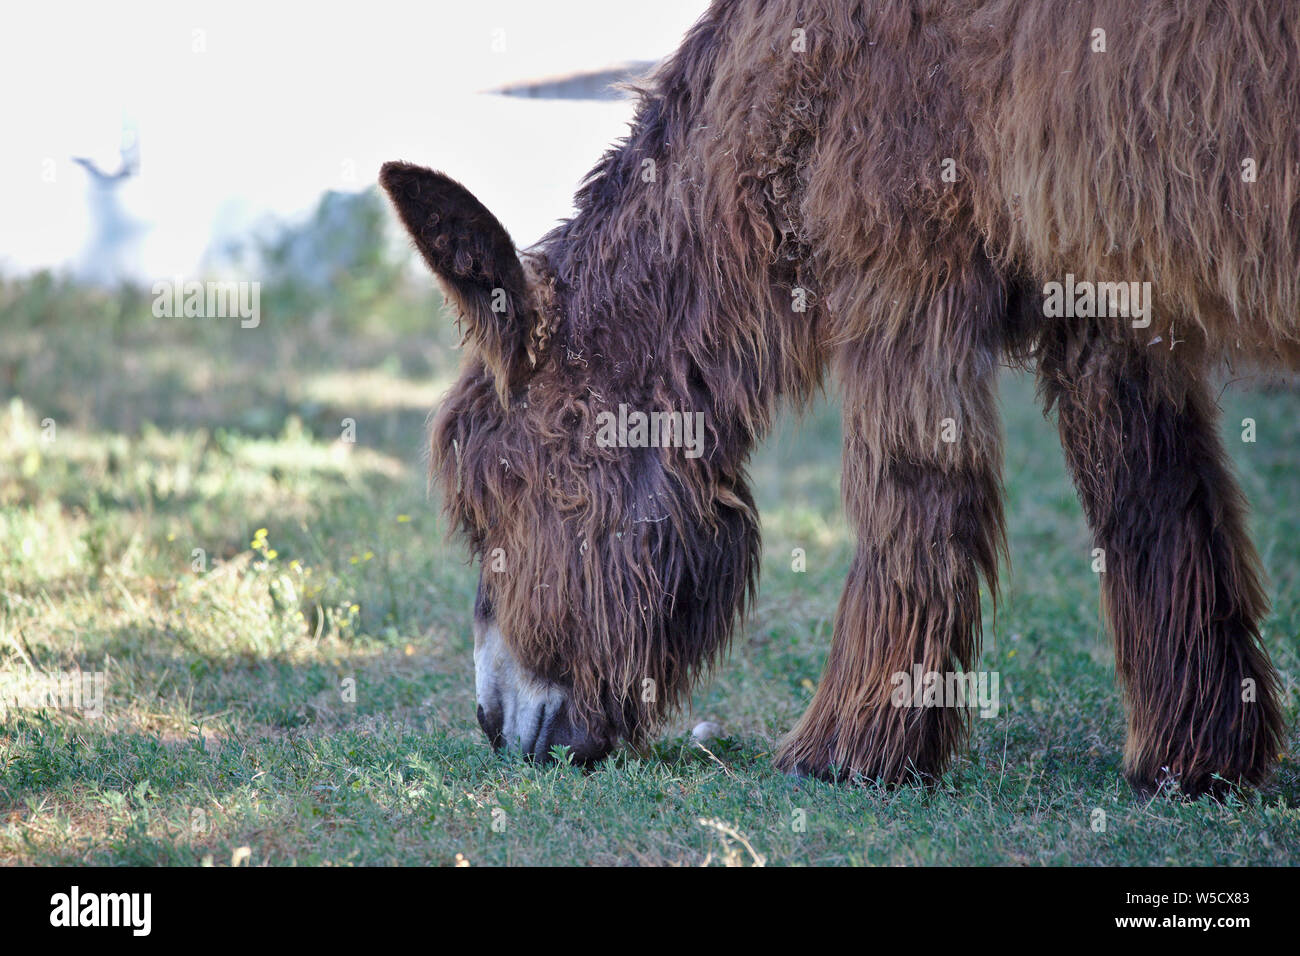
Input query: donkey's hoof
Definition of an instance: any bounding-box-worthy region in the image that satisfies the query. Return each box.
[1124,766,1242,801]
[775,754,847,784]
[780,761,813,780]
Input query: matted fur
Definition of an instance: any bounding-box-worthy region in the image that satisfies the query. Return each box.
[383,0,1295,795]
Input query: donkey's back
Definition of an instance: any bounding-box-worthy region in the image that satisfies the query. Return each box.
[698,0,1300,362]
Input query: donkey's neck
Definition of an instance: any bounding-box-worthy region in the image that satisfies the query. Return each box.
[536,13,821,446]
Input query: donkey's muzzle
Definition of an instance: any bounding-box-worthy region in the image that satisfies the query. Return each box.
[477,699,613,766]
[473,622,614,766]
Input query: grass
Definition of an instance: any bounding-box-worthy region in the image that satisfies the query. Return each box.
[1,254,1298,866]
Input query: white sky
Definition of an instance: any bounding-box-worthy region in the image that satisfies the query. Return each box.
[0,0,710,278]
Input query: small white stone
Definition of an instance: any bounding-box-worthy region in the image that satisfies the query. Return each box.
[692,721,723,743]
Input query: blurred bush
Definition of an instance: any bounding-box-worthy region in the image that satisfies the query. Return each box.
[0,186,458,441]
[247,187,417,335]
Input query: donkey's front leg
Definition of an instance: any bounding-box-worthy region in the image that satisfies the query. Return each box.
[1038,323,1284,797]
[776,280,1006,784]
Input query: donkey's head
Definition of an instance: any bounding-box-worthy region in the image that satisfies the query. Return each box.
[380,161,759,765]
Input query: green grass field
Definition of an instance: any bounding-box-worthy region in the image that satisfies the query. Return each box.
[2,255,1298,866]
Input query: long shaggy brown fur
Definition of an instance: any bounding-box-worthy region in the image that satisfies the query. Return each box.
[382,0,1295,795]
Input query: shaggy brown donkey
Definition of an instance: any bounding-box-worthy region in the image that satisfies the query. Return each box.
[381,0,1294,797]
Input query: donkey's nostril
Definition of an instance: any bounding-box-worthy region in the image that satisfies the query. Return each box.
[530,704,562,762]
[476,703,505,750]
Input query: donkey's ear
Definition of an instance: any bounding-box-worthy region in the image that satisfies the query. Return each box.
[379,161,535,391]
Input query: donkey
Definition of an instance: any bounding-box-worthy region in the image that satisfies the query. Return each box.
[380,0,1296,797]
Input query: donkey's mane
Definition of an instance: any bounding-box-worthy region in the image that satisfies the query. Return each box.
[535,0,824,462]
